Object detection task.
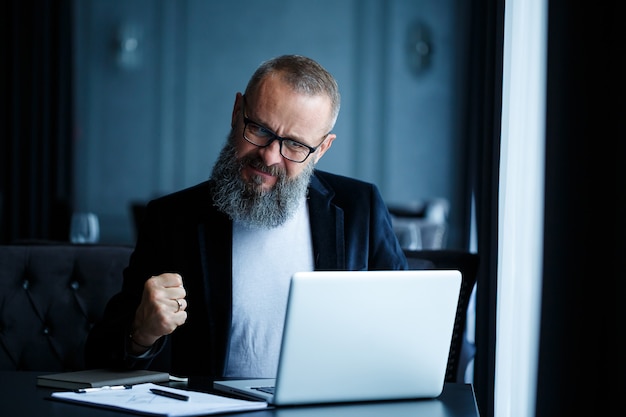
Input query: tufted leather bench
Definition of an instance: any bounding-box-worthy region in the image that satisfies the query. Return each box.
[0,244,132,372]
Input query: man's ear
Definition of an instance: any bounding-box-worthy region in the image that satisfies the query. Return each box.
[231,93,243,128]
[312,134,336,163]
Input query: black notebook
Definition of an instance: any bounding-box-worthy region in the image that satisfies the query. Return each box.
[37,369,170,390]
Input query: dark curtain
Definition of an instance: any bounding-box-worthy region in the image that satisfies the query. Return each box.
[537,1,626,415]
[460,1,504,417]
[1,0,73,244]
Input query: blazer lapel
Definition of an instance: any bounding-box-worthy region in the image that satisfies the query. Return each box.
[308,173,345,270]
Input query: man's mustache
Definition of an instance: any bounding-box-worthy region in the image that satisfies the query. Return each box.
[242,156,286,178]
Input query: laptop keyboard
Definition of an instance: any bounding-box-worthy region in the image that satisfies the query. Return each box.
[252,386,275,395]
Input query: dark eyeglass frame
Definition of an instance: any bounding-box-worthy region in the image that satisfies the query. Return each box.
[241,95,329,163]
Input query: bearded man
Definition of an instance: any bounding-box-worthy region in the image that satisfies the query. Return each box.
[85,55,408,378]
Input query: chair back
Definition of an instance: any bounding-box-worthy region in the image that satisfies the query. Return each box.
[404,249,480,382]
[0,244,132,371]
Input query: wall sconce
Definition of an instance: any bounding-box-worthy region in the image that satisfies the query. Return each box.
[115,24,142,70]
[406,20,433,76]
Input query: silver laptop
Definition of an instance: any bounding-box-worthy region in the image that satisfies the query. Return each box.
[213,269,461,406]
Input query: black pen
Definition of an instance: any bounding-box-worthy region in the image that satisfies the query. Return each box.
[150,388,189,401]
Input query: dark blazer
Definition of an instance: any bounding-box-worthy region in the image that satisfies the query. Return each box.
[85,170,408,377]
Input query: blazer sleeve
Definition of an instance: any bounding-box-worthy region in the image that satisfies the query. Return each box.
[366,182,409,270]
[84,199,171,371]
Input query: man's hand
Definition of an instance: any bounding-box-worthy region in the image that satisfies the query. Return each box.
[129,273,187,353]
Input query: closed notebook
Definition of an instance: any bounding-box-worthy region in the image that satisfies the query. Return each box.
[37,368,170,390]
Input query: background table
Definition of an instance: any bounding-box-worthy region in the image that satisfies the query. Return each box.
[0,371,479,417]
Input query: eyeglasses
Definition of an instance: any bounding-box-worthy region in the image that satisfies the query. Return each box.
[241,96,328,163]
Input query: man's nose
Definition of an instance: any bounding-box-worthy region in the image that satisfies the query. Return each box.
[258,139,283,166]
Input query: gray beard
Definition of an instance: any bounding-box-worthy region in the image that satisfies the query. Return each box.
[209,130,315,229]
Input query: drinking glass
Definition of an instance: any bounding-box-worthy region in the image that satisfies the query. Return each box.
[69,212,100,243]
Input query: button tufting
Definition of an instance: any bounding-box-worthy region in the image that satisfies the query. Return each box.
[2,244,134,371]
